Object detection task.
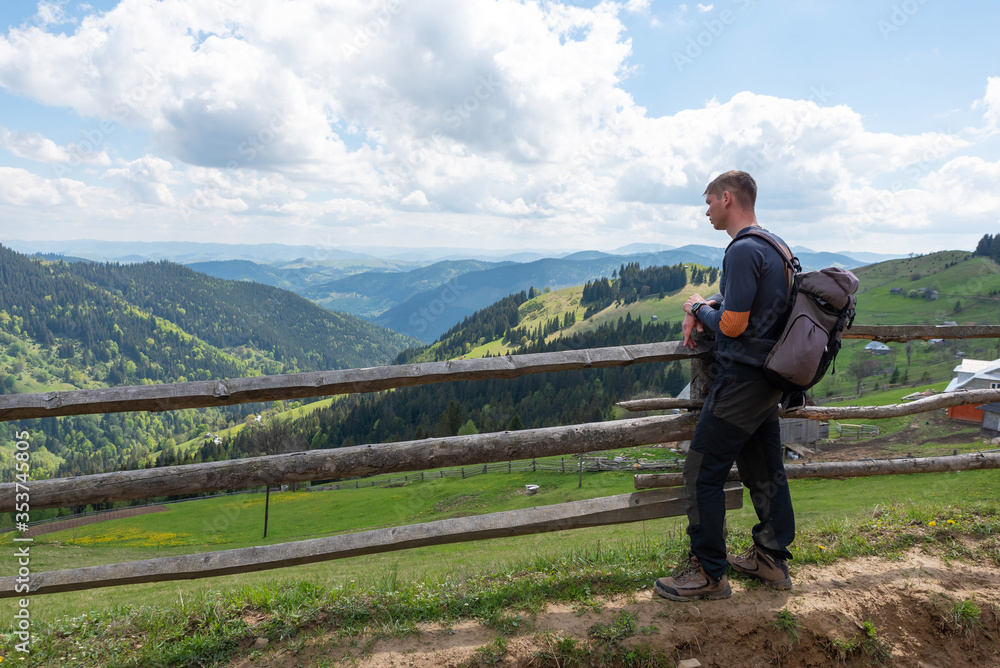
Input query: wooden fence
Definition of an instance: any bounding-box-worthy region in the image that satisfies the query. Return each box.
[1,325,999,598]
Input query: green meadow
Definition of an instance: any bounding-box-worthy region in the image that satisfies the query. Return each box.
[3,451,996,622]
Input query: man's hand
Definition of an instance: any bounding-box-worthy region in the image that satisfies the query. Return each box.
[683,293,706,316]
[682,296,718,349]
[682,312,703,349]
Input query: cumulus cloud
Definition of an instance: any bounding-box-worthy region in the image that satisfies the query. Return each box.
[0,166,108,207]
[975,76,1000,132]
[0,127,110,166]
[400,190,430,207]
[102,155,177,205]
[624,0,651,14]
[0,0,995,252]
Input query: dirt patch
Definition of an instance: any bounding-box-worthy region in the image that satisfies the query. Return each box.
[230,548,1000,667]
[808,412,986,463]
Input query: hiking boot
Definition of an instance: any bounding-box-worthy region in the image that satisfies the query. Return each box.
[727,545,792,590]
[654,555,731,602]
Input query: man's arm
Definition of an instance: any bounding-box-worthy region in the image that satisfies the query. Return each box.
[690,243,762,338]
[682,295,718,348]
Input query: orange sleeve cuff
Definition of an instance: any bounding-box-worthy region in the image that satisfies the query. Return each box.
[719,310,750,337]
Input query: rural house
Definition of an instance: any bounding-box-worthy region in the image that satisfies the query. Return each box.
[944,358,1000,423]
[865,341,891,355]
[980,403,1000,439]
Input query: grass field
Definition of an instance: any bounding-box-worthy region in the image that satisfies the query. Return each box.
[3,452,996,623]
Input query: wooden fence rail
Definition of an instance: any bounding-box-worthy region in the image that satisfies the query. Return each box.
[4,325,999,596]
[0,413,699,512]
[0,341,710,423]
[0,485,745,598]
[842,324,1000,342]
[634,451,1000,488]
[313,456,685,490]
[0,325,997,424]
[618,388,1000,419]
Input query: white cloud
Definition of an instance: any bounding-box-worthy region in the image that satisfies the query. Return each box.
[624,0,651,14]
[0,127,110,166]
[35,1,74,27]
[0,166,107,207]
[400,190,430,207]
[975,76,1000,132]
[102,155,177,205]
[0,0,995,253]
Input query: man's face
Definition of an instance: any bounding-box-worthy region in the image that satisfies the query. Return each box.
[705,192,726,230]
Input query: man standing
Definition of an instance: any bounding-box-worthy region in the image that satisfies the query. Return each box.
[654,170,796,601]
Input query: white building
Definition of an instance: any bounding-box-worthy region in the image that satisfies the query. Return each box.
[944,358,1000,424]
[944,358,1000,393]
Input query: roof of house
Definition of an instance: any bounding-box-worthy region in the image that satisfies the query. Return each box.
[945,358,1000,392]
[978,402,1000,413]
[865,341,891,350]
[954,359,998,374]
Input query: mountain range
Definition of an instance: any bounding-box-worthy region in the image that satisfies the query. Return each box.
[10,239,907,342]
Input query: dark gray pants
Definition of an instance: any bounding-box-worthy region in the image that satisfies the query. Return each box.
[683,364,795,580]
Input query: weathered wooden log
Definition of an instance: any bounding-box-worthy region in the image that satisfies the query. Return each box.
[782,389,1000,420]
[618,398,705,411]
[0,341,712,423]
[0,413,699,511]
[634,451,1000,489]
[0,485,743,597]
[843,324,1000,342]
[618,388,1000,419]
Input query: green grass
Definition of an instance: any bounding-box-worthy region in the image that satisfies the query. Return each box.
[2,495,997,667]
[457,271,720,360]
[2,463,997,624]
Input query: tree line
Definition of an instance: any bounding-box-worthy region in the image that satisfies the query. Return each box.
[581,262,718,317]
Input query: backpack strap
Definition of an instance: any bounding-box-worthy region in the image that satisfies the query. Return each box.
[731,226,800,301]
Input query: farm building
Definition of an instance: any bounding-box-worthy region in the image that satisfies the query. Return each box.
[944,358,1000,423]
[981,403,1000,439]
[865,341,891,355]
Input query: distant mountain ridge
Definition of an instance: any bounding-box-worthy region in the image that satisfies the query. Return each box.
[15,239,903,343]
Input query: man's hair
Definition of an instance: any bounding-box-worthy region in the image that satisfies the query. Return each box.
[703,170,757,210]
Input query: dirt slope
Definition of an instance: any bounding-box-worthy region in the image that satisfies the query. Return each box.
[234,548,1000,667]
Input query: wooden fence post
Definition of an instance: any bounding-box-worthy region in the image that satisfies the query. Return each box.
[689,330,716,405]
[263,487,270,539]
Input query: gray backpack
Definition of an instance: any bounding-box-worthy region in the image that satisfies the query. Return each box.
[741,228,859,394]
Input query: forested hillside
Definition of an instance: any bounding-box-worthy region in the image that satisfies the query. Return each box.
[0,245,417,481]
[198,264,709,471]
[209,315,688,466]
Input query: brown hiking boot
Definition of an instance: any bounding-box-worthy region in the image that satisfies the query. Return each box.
[727,545,792,590]
[654,555,732,602]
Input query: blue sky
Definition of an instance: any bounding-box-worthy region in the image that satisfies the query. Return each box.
[0,0,997,254]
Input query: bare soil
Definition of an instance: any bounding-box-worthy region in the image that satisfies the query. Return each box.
[229,547,1000,667]
[804,412,985,463]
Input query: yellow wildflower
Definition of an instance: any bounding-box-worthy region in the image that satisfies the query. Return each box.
[928,521,937,526]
